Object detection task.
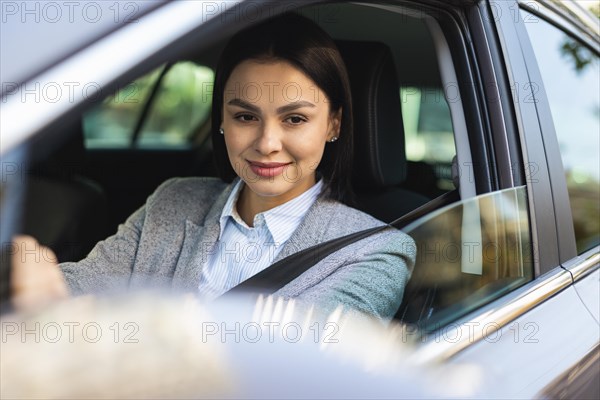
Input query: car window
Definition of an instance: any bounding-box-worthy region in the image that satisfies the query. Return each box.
[302,3,532,328]
[397,186,533,330]
[401,86,456,193]
[83,61,214,149]
[301,3,533,329]
[521,10,600,254]
[83,67,162,147]
[312,3,458,199]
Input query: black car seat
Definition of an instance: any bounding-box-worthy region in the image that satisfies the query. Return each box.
[336,41,430,222]
[22,118,109,262]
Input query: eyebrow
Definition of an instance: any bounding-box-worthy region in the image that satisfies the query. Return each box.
[226,99,260,114]
[226,99,316,114]
[276,101,316,114]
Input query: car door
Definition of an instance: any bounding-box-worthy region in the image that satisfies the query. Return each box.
[315,0,596,397]
[408,1,599,398]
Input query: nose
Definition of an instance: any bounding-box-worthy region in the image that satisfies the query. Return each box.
[254,121,282,155]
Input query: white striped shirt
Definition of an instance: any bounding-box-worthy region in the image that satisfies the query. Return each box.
[197,178,324,299]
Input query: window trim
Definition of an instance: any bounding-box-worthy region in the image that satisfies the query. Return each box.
[516,3,590,263]
[425,18,477,200]
[411,264,575,363]
[484,0,572,274]
[518,3,599,259]
[434,4,497,196]
[466,4,525,191]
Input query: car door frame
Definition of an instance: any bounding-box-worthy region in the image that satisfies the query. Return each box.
[514,0,600,275]
[402,0,597,360]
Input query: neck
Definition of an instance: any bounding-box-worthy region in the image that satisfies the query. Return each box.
[236,177,317,227]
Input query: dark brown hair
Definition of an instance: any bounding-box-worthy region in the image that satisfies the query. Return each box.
[211,13,354,202]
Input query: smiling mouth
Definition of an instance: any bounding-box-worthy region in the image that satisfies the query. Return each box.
[247,160,292,178]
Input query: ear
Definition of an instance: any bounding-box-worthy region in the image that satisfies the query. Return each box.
[327,108,343,141]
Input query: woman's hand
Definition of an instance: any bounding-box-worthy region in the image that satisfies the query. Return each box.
[11,235,69,312]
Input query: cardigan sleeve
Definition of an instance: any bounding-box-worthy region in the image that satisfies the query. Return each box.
[278,229,416,321]
[59,179,178,295]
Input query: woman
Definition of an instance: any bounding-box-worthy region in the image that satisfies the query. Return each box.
[12,14,415,319]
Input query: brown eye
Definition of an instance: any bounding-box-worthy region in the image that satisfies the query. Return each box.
[286,115,307,125]
[236,114,257,122]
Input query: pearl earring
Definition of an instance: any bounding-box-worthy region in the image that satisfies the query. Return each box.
[219,128,224,135]
[328,136,338,143]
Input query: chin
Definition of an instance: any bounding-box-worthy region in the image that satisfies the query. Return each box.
[245,180,292,198]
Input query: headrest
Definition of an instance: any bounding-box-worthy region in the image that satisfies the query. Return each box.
[336,41,407,191]
[31,117,86,180]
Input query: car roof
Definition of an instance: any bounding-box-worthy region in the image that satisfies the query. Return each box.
[0,1,166,88]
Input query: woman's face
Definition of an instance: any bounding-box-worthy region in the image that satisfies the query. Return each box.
[222,59,341,206]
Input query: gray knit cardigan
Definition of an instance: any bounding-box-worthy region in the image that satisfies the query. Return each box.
[60,177,416,319]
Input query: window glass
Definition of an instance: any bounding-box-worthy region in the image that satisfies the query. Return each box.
[83,62,214,149]
[138,62,214,148]
[522,11,600,253]
[83,67,162,148]
[401,87,457,192]
[397,186,533,331]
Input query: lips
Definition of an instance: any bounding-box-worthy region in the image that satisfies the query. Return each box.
[247,160,292,178]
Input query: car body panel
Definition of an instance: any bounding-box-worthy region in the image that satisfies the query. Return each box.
[572,262,600,323]
[450,282,599,398]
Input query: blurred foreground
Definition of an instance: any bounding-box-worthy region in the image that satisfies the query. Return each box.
[1,292,484,399]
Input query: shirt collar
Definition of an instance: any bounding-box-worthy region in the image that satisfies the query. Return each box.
[218,178,324,245]
[219,178,245,238]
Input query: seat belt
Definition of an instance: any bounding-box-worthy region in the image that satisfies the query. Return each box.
[225,189,460,296]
